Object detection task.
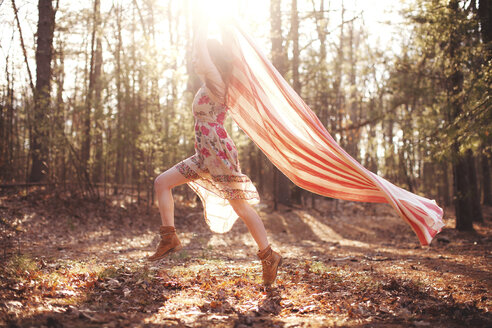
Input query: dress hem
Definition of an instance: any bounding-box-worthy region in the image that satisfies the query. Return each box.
[175,161,260,201]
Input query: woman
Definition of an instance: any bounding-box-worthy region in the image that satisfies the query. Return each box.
[147,18,282,286]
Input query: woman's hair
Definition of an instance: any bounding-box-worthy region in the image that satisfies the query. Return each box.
[206,38,232,103]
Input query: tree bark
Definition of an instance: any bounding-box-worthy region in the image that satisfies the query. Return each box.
[312,0,329,128]
[53,41,66,185]
[346,20,359,160]
[1,57,14,180]
[290,0,301,94]
[310,0,332,208]
[270,0,290,208]
[255,148,264,194]
[289,0,303,205]
[454,145,474,231]
[334,3,345,142]
[11,0,35,94]
[92,37,103,183]
[481,149,492,205]
[478,0,492,60]
[465,149,483,222]
[114,3,123,194]
[30,0,55,182]
[270,0,287,76]
[449,1,474,231]
[82,0,101,169]
[440,161,451,207]
[477,0,492,205]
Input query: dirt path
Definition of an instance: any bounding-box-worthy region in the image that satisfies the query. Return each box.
[1,188,491,327]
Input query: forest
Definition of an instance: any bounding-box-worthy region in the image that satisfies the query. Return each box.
[0,0,491,327]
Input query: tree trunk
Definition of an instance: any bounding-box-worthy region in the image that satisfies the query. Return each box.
[478,0,492,60]
[365,99,378,173]
[312,0,329,128]
[311,1,338,208]
[449,1,474,231]
[30,0,55,182]
[289,0,303,205]
[454,144,474,231]
[82,0,100,169]
[270,0,286,76]
[465,149,483,222]
[188,1,203,93]
[290,0,300,94]
[53,39,66,184]
[270,0,290,208]
[1,56,15,180]
[440,161,451,206]
[346,20,359,160]
[383,114,396,181]
[334,3,345,142]
[477,1,492,205]
[92,37,103,183]
[481,144,492,205]
[114,4,123,194]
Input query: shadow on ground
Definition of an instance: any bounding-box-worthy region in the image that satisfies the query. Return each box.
[1,188,491,327]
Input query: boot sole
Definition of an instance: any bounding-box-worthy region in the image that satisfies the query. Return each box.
[147,244,183,262]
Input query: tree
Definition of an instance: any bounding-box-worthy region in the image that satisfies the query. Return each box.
[477,0,492,206]
[447,0,478,231]
[398,0,490,230]
[289,0,303,205]
[270,0,291,208]
[30,0,56,182]
[82,0,101,170]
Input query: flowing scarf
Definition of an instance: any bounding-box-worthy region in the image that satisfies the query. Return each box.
[224,23,444,246]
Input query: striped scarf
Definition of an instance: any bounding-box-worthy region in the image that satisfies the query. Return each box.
[225,23,444,246]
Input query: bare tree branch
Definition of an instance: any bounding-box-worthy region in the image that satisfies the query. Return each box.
[11,0,35,95]
[132,0,149,42]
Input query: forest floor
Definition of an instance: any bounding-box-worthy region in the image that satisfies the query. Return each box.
[0,187,491,328]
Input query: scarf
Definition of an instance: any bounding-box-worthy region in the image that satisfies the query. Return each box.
[224,23,444,246]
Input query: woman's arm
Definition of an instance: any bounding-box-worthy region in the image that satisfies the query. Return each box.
[192,17,226,103]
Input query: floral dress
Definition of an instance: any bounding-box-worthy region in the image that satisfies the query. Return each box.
[174,85,260,233]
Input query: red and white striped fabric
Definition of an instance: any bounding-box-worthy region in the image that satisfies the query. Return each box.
[225,23,444,246]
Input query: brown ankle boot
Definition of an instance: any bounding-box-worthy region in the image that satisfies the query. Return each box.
[257,245,282,286]
[147,226,182,261]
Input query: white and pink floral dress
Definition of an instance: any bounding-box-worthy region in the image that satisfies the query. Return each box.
[173,24,260,233]
[175,85,259,233]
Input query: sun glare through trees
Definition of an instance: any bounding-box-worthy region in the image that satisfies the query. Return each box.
[0,0,491,327]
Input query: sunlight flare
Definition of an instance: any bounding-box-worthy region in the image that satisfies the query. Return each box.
[195,0,237,21]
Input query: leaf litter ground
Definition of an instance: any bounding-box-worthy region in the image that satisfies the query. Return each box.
[0,187,490,327]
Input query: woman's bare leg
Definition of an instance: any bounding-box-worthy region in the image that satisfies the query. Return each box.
[154,167,190,227]
[228,199,269,251]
